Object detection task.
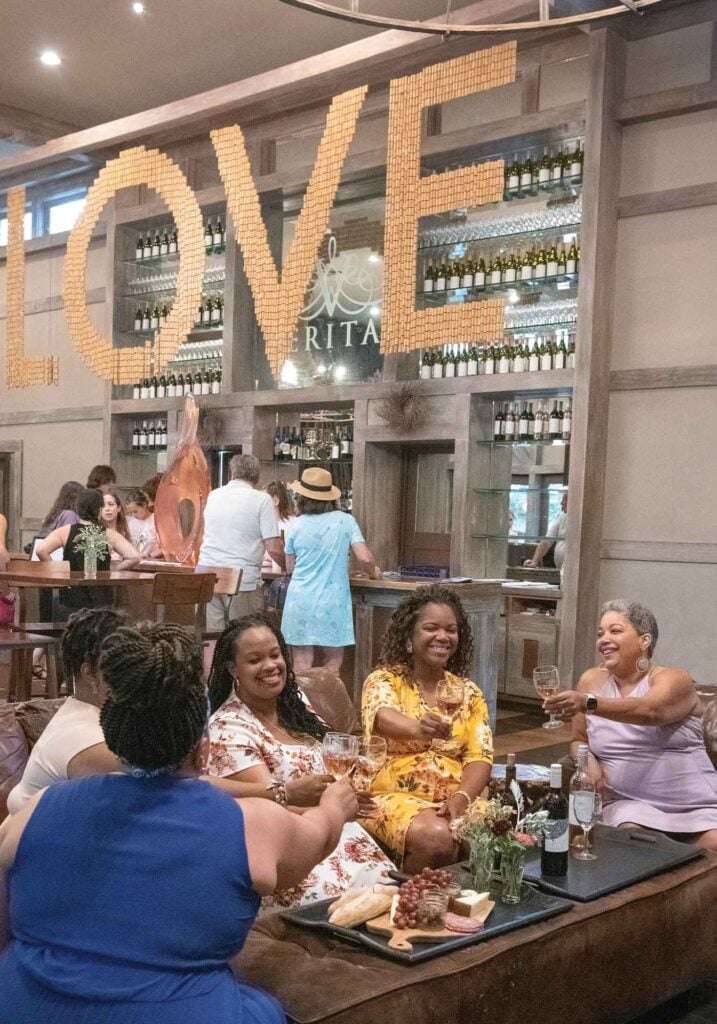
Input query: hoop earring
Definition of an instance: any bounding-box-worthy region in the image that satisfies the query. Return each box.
[636,655,650,673]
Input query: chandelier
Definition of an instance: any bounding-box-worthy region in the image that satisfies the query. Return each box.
[277,0,667,34]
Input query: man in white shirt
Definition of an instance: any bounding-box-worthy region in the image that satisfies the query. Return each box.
[524,490,568,569]
[199,454,286,630]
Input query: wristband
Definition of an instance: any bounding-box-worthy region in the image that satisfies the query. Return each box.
[266,780,287,806]
[454,789,472,806]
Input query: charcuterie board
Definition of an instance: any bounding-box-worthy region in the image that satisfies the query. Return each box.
[281,885,572,964]
[365,900,495,951]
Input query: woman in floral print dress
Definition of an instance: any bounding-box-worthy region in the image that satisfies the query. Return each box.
[362,585,494,873]
[206,615,394,911]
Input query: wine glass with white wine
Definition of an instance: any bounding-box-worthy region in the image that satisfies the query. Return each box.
[533,665,563,730]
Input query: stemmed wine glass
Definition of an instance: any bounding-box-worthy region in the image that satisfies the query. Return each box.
[533,665,563,730]
[321,732,359,781]
[354,736,387,815]
[572,791,603,861]
[432,677,465,748]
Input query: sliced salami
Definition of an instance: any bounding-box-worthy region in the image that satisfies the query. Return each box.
[445,912,483,934]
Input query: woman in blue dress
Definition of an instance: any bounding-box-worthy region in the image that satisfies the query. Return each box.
[0,621,358,1024]
[282,467,379,673]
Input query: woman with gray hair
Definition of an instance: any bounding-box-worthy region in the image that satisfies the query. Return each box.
[545,599,717,850]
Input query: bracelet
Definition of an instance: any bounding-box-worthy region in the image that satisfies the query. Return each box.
[454,789,472,806]
[266,780,288,806]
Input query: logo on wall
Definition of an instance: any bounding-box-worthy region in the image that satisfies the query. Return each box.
[293,235,382,353]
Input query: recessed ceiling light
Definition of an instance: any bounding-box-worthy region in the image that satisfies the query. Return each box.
[40,50,62,66]
[132,1,146,13]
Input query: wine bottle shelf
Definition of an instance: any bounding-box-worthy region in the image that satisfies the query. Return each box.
[119,326,224,338]
[418,219,580,255]
[476,438,570,447]
[123,248,226,267]
[502,173,582,201]
[419,272,579,304]
[470,533,561,542]
[260,458,353,466]
[473,487,567,494]
[118,449,167,456]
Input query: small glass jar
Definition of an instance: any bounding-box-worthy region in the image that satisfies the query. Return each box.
[417,889,449,930]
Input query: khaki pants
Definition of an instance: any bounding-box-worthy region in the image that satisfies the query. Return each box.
[206,587,265,633]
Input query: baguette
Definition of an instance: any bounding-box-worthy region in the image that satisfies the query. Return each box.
[329,887,395,927]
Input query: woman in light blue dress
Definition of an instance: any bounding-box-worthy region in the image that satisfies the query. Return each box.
[282,467,378,673]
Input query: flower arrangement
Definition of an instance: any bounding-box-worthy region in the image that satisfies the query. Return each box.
[451,781,549,903]
[72,524,110,578]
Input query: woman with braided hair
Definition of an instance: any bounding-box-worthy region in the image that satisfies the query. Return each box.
[207,614,394,910]
[7,607,124,813]
[361,585,493,872]
[0,622,358,1023]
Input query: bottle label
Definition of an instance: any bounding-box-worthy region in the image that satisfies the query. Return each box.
[529,356,540,372]
[520,172,532,188]
[445,363,455,377]
[435,279,446,292]
[460,275,473,288]
[570,161,582,178]
[534,265,546,279]
[538,168,550,183]
[544,818,569,853]
[570,791,595,825]
[490,271,501,285]
[503,268,516,283]
[474,272,485,286]
[549,416,560,433]
[448,275,460,290]
[566,259,577,274]
[420,366,431,379]
[508,174,520,189]
[521,266,532,281]
[431,365,443,379]
[457,362,468,377]
[423,279,433,293]
[467,359,478,375]
[547,261,558,276]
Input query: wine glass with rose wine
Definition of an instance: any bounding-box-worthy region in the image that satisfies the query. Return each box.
[322,732,359,781]
[356,736,387,791]
[433,677,465,747]
[533,665,563,730]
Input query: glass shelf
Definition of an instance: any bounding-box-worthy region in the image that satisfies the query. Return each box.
[476,439,569,447]
[418,220,580,255]
[504,318,577,334]
[473,487,567,494]
[118,326,224,338]
[419,272,578,301]
[118,449,167,456]
[123,248,226,267]
[261,458,353,466]
[502,174,582,201]
[471,533,561,542]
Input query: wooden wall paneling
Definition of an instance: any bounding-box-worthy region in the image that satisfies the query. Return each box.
[0,440,23,550]
[360,443,405,572]
[609,365,717,390]
[449,393,473,577]
[0,406,103,427]
[617,180,717,217]
[617,78,717,124]
[559,28,626,684]
[600,540,717,563]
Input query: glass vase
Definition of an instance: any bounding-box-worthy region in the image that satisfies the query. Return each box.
[500,844,526,905]
[83,548,98,580]
[468,836,495,893]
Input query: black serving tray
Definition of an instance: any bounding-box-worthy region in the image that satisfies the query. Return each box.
[522,825,704,902]
[280,884,572,965]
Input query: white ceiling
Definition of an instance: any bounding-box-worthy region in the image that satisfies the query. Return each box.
[0,0,451,130]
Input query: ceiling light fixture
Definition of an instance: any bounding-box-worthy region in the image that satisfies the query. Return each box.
[40,50,62,66]
[132,1,146,12]
[277,0,665,34]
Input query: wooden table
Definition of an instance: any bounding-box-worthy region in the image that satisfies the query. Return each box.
[349,577,503,724]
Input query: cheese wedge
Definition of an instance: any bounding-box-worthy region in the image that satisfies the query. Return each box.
[450,889,490,918]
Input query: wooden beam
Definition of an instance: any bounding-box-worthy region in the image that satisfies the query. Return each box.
[0,102,79,147]
[609,365,717,390]
[617,181,717,217]
[0,405,103,428]
[617,78,717,124]
[0,0,549,189]
[600,540,717,563]
[559,28,626,682]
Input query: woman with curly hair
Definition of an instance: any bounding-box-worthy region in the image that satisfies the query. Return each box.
[362,585,493,872]
[206,614,394,910]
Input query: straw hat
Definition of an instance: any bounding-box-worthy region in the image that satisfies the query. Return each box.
[290,466,341,502]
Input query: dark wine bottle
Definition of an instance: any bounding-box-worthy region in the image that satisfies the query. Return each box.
[541,763,569,877]
[499,753,519,823]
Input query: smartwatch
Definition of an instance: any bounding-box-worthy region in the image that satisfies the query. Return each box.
[585,693,598,714]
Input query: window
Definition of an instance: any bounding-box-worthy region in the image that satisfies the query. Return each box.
[47,195,86,234]
[0,211,32,246]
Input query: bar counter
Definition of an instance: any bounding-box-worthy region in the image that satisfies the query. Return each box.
[348,576,502,722]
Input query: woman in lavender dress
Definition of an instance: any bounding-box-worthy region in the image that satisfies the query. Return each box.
[545,599,717,850]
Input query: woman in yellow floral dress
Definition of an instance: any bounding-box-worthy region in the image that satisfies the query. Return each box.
[362,585,493,872]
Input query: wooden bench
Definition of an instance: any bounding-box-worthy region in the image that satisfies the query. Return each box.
[0,627,59,701]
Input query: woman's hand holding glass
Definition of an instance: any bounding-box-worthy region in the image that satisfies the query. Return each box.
[415,711,452,742]
[319,777,360,825]
[354,736,387,818]
[285,774,336,806]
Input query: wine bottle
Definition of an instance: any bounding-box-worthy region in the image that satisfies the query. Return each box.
[541,763,569,877]
[159,419,167,450]
[151,233,161,259]
[554,332,567,370]
[460,260,474,289]
[201,370,211,396]
[211,297,223,324]
[569,744,595,847]
[518,403,529,441]
[527,402,536,438]
[467,347,479,376]
[546,242,559,278]
[528,338,540,373]
[500,753,519,821]
[330,431,340,461]
[143,234,152,259]
[562,400,572,442]
[519,153,533,195]
[534,248,547,280]
[141,306,151,331]
[431,350,443,379]
[213,218,224,251]
[513,340,526,374]
[157,375,167,399]
[167,374,177,398]
[489,256,502,287]
[161,304,169,323]
[435,263,447,292]
[139,421,148,449]
[204,221,214,253]
[340,427,350,459]
[420,350,432,379]
[134,308,142,332]
[448,261,461,291]
[498,344,511,375]
[567,332,576,369]
[289,428,299,461]
[132,423,140,450]
[484,344,495,375]
[504,402,516,440]
[548,401,562,440]
[569,141,583,180]
[474,258,486,289]
[160,232,169,257]
[196,302,204,328]
[557,247,567,276]
[520,249,533,282]
[192,372,203,397]
[493,403,504,441]
[550,146,564,184]
[539,338,553,372]
[202,299,213,326]
[135,237,144,260]
[444,349,456,378]
[147,420,156,450]
[506,154,521,197]
[150,306,160,330]
[502,254,517,285]
[566,242,578,275]
[457,348,469,377]
[212,369,222,394]
[169,228,178,255]
[538,147,552,188]
[132,380,141,401]
[149,375,158,399]
[423,261,434,293]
